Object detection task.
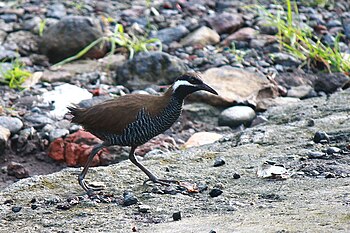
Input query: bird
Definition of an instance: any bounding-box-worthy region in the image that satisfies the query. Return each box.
[68,72,218,193]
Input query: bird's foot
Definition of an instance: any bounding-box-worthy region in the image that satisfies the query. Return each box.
[143,177,180,186]
[79,178,105,195]
[144,178,199,193]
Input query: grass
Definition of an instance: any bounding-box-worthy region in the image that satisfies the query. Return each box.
[251,0,350,74]
[38,19,46,37]
[229,42,246,63]
[0,60,32,90]
[53,23,161,67]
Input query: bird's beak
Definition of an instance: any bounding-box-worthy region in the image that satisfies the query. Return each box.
[200,83,218,95]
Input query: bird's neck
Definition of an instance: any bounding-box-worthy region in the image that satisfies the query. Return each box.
[164,84,190,102]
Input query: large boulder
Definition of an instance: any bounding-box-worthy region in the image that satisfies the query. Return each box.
[189,66,278,108]
[115,51,188,89]
[39,16,107,63]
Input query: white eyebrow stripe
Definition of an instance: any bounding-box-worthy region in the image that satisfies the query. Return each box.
[172,80,195,91]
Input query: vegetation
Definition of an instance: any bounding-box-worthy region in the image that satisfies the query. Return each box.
[252,0,350,73]
[0,60,31,89]
[53,23,161,67]
[38,19,46,37]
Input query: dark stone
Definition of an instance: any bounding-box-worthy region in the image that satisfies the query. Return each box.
[31,204,38,210]
[4,31,39,56]
[209,188,223,197]
[123,191,138,206]
[11,206,22,213]
[0,14,17,23]
[326,147,341,155]
[39,16,107,63]
[206,12,243,34]
[0,45,18,61]
[46,3,67,19]
[233,173,241,179]
[325,172,336,178]
[213,157,226,167]
[308,151,326,159]
[56,203,71,210]
[321,33,335,47]
[314,73,350,94]
[271,52,302,67]
[172,211,181,221]
[24,114,54,127]
[155,25,189,44]
[7,162,29,179]
[115,51,188,90]
[343,18,350,39]
[313,131,330,143]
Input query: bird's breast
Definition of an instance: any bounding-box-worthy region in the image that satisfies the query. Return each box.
[105,97,183,146]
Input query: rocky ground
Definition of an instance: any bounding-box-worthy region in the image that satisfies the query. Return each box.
[0,0,350,232]
[1,85,349,232]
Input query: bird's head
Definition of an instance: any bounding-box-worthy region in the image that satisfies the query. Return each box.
[171,72,218,100]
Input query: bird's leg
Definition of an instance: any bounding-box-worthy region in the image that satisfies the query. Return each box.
[128,146,179,186]
[78,143,107,194]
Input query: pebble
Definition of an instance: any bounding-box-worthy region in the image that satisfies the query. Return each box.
[49,128,69,142]
[313,131,330,143]
[155,25,189,44]
[122,191,138,206]
[233,173,241,179]
[213,157,226,167]
[0,116,23,134]
[324,172,336,178]
[326,147,341,155]
[11,206,22,213]
[209,188,223,198]
[172,211,181,221]
[180,26,220,47]
[138,204,151,213]
[46,3,66,19]
[218,106,256,128]
[7,162,29,179]
[308,151,326,159]
[287,85,314,99]
[271,52,302,67]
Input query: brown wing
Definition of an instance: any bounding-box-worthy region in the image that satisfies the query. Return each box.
[68,92,171,135]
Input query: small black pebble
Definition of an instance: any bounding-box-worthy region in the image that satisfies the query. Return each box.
[30,198,36,203]
[325,173,336,178]
[214,157,226,167]
[313,131,330,143]
[209,188,223,197]
[233,173,241,179]
[172,211,181,221]
[209,230,217,233]
[31,204,38,210]
[56,203,71,210]
[12,206,22,213]
[123,194,138,206]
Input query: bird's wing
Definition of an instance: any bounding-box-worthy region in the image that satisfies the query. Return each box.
[69,94,169,135]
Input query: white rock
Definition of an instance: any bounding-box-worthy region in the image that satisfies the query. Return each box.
[42,83,92,119]
[218,106,256,128]
[184,132,223,148]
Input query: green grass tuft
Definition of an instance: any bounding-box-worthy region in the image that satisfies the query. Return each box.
[53,23,162,67]
[0,60,32,90]
[249,0,350,74]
